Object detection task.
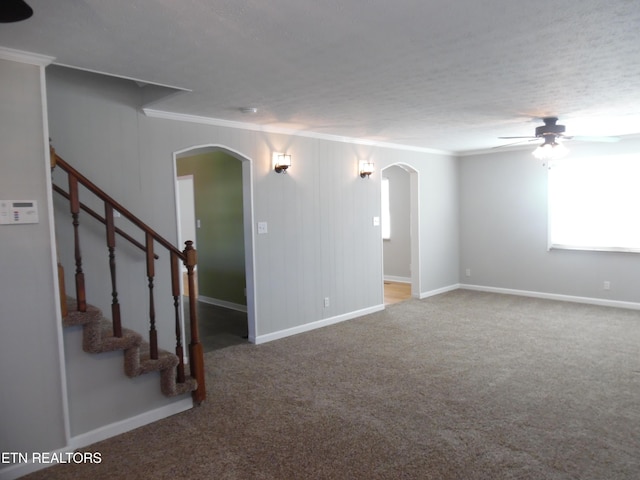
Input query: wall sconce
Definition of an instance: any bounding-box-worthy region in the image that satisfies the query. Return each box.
[359,160,375,178]
[273,153,292,174]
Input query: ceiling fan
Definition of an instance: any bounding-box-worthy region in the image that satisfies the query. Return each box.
[497,117,620,160]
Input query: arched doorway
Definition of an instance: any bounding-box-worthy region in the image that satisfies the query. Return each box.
[173,145,257,349]
[381,163,420,304]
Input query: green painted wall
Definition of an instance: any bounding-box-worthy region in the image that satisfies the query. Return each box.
[177,151,246,306]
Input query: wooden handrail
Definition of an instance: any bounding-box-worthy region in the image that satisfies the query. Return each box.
[52,184,159,259]
[51,146,205,405]
[53,154,184,259]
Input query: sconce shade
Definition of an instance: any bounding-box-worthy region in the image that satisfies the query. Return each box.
[274,153,291,173]
[359,161,375,178]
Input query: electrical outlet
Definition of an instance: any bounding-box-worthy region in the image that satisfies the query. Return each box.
[465,268,471,277]
[324,297,330,308]
[603,281,611,290]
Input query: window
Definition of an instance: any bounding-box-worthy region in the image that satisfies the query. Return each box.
[548,154,640,252]
[381,177,391,240]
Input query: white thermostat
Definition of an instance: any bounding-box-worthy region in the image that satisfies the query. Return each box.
[0,200,39,225]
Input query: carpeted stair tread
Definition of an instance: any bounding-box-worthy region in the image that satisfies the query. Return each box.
[167,376,198,397]
[126,342,179,376]
[62,297,196,399]
[125,341,197,397]
[62,301,102,327]
[83,319,143,354]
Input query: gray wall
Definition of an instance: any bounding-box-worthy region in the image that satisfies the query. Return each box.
[459,139,640,303]
[0,58,67,461]
[383,165,411,280]
[46,65,461,342]
[38,63,460,441]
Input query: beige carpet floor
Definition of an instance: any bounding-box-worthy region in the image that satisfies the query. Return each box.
[23,290,640,479]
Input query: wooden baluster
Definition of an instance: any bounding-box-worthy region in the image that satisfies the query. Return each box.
[171,252,185,383]
[184,241,206,404]
[58,260,68,318]
[105,203,122,337]
[68,175,86,312]
[146,232,158,360]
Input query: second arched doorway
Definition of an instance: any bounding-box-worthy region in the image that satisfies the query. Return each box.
[380,163,420,304]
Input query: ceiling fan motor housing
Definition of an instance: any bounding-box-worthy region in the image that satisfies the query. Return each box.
[536,117,565,137]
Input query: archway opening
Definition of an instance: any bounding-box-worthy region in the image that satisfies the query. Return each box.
[380,163,420,304]
[173,145,257,351]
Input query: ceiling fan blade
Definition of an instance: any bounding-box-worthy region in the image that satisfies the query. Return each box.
[568,135,621,143]
[493,139,536,149]
[498,136,536,139]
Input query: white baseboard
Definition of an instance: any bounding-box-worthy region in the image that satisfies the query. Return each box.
[384,275,411,284]
[459,283,640,310]
[0,398,193,480]
[198,295,247,313]
[69,397,193,450]
[254,304,385,344]
[419,284,460,299]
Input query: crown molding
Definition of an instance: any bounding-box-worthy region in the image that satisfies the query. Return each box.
[0,46,54,66]
[456,144,534,157]
[143,108,452,155]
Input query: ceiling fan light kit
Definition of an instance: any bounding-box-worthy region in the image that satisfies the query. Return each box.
[531,118,569,160]
[532,139,569,161]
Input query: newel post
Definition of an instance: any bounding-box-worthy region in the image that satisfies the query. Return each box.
[184,241,206,404]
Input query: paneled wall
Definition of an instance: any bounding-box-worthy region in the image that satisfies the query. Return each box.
[46,65,460,342]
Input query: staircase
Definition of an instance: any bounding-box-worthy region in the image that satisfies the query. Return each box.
[63,297,197,397]
[51,145,205,405]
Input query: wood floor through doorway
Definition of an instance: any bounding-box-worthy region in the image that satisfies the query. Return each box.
[384,281,411,305]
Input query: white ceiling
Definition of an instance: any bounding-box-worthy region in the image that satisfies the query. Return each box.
[2,0,640,153]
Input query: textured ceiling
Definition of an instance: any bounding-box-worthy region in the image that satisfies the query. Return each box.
[2,0,640,153]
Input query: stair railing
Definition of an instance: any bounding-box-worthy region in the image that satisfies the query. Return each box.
[50,146,205,404]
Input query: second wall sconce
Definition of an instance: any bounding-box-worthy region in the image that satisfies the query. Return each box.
[273,153,292,173]
[359,160,375,178]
